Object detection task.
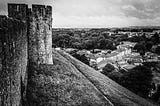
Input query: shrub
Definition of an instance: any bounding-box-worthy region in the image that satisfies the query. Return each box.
[119,65,153,98]
[101,63,115,76]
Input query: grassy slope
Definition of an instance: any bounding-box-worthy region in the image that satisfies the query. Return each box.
[57,50,157,106]
[27,50,114,106]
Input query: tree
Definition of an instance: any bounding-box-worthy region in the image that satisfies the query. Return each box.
[72,53,90,65]
[119,65,153,98]
[52,34,72,48]
[151,32,160,45]
[71,42,82,49]
[133,42,146,58]
[145,41,153,51]
[101,63,115,76]
[97,38,107,49]
[97,37,116,50]
[107,71,122,83]
[101,32,110,39]
[128,36,141,42]
[141,33,147,41]
[83,39,97,53]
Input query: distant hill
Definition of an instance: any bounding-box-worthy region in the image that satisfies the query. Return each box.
[53,26,160,33]
[129,26,160,29]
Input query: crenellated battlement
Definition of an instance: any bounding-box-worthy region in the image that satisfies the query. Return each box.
[7,3,52,21]
[8,3,28,21]
[32,4,52,18]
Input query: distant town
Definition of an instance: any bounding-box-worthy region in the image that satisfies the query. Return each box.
[53,27,160,70]
[53,27,160,103]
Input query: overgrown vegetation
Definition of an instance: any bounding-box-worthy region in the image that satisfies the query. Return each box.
[52,31,117,51]
[101,63,115,75]
[132,32,160,55]
[119,65,153,98]
[101,62,160,103]
[71,53,90,66]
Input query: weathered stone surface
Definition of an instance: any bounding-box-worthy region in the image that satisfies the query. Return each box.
[0,4,53,106]
[28,5,53,65]
[8,3,28,21]
[0,16,27,106]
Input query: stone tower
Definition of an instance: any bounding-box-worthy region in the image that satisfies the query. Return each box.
[0,3,53,106]
[7,3,53,65]
[0,3,28,106]
[28,5,53,65]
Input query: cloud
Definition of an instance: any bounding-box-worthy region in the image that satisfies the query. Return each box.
[121,0,160,19]
[0,0,160,27]
[0,0,53,13]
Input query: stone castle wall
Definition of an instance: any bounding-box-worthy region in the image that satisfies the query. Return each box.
[0,3,53,106]
[0,15,27,106]
[7,3,53,65]
[28,4,53,65]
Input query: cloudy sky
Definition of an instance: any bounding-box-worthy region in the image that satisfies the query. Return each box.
[0,0,160,28]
